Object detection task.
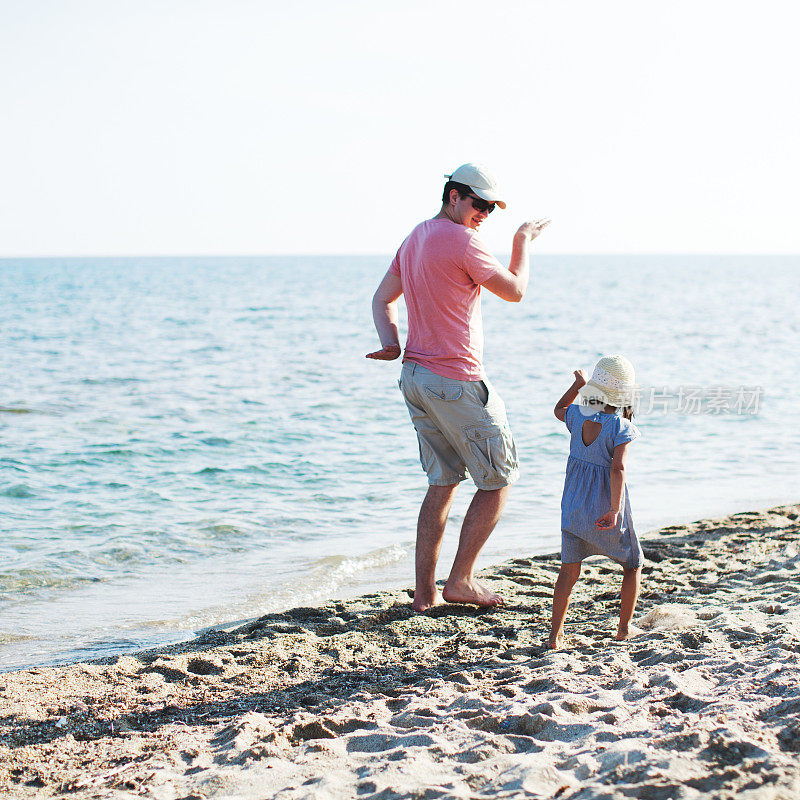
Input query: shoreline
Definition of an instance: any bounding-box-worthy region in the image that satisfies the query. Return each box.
[1,503,799,799]
[9,487,796,677]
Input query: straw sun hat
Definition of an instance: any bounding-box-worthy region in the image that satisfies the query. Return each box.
[579,354,638,411]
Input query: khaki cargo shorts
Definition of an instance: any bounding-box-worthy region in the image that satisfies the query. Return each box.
[399,361,519,490]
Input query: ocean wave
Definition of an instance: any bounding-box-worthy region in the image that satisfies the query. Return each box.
[0,632,37,645]
[79,377,144,385]
[0,569,103,595]
[1,485,34,498]
[310,544,409,579]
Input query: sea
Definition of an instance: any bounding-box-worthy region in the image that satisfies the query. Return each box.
[1,254,798,671]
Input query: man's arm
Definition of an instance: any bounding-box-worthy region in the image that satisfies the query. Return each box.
[366,269,403,360]
[482,218,550,302]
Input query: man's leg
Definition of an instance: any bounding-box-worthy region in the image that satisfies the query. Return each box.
[413,483,459,612]
[442,486,510,607]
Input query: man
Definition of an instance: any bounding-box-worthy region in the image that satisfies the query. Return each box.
[366,163,549,611]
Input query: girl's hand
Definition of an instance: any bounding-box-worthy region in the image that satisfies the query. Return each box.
[366,344,401,361]
[574,369,588,388]
[596,510,619,530]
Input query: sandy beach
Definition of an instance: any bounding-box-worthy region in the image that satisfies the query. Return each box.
[1,503,799,800]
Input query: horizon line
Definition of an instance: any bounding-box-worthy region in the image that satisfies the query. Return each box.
[1,252,799,260]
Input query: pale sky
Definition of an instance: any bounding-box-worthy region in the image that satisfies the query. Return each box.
[1,0,798,256]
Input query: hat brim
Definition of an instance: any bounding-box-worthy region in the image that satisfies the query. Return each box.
[470,187,506,209]
[579,381,637,409]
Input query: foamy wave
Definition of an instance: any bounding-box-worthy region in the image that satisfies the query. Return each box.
[311,544,409,579]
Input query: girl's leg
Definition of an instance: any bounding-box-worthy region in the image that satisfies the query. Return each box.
[617,567,642,640]
[548,562,582,649]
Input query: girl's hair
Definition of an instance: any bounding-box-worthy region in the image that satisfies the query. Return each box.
[608,405,635,421]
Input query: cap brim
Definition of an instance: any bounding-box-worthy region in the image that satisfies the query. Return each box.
[470,187,506,209]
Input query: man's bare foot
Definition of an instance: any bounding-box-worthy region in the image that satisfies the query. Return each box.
[547,634,563,650]
[408,588,446,612]
[441,578,503,607]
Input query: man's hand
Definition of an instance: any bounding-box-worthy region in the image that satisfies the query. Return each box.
[574,369,588,388]
[596,510,619,530]
[515,218,551,241]
[366,344,401,361]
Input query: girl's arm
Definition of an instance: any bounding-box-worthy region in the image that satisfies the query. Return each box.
[596,442,631,529]
[554,370,588,421]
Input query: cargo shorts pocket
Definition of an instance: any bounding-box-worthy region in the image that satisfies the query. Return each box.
[417,437,436,475]
[423,384,463,402]
[463,423,518,485]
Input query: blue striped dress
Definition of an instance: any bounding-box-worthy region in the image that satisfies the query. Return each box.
[560,404,643,569]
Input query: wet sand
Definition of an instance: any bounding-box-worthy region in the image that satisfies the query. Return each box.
[1,503,799,799]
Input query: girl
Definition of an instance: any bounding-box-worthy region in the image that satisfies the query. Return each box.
[549,354,643,648]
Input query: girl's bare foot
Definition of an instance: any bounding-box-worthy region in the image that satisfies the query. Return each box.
[442,578,504,607]
[547,634,563,650]
[615,622,641,641]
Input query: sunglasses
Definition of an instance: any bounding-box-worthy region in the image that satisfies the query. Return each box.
[466,194,496,214]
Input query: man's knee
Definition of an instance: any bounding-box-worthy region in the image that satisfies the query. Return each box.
[426,483,459,497]
[422,483,459,511]
[475,485,511,497]
[471,484,511,509]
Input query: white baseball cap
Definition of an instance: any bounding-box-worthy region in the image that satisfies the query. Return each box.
[444,163,507,209]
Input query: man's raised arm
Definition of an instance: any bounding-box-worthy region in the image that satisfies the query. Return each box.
[366,269,403,360]
[482,218,551,303]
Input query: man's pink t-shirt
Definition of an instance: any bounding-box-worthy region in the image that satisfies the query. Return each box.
[389,218,504,381]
